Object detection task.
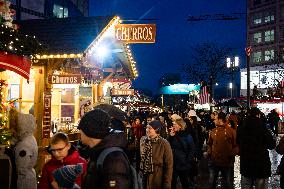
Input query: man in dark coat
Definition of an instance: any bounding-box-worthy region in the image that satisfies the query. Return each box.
[78,108,131,189]
[237,107,276,189]
[268,109,280,135]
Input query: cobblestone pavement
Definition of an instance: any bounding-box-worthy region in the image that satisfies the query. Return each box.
[183,135,284,189]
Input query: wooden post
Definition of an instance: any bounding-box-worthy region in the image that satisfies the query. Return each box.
[33,66,46,146]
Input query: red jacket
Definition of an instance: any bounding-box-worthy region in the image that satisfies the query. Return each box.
[38,148,87,189]
[132,123,144,140]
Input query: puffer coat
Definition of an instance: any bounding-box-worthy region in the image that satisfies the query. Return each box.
[14,113,38,189]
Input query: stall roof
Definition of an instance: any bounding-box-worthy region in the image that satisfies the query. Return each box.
[18,16,138,79]
[18,16,114,54]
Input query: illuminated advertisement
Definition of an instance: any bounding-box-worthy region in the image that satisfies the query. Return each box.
[160,84,200,94]
[240,66,284,89]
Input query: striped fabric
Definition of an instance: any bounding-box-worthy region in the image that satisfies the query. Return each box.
[198,86,210,104]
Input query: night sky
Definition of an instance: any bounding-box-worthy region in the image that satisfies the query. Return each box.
[89,0,246,94]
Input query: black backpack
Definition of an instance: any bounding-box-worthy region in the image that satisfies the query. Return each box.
[97,147,143,189]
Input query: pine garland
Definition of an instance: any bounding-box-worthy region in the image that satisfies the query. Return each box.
[0,80,13,145]
[0,0,45,59]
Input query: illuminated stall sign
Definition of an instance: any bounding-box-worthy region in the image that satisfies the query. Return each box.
[42,92,52,138]
[48,74,82,84]
[112,89,134,96]
[160,84,200,95]
[115,24,156,43]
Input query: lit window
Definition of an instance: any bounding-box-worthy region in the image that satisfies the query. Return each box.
[253,32,262,43]
[53,4,68,18]
[253,13,262,25]
[264,30,274,42]
[252,51,262,63]
[264,50,275,61]
[264,12,275,23]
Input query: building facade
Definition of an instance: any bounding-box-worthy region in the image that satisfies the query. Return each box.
[10,0,88,20]
[241,0,284,96]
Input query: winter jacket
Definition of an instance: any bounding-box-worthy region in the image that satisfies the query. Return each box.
[38,146,87,189]
[169,131,195,171]
[132,122,144,140]
[13,113,38,189]
[84,131,131,189]
[140,136,173,189]
[207,124,238,167]
[237,116,276,178]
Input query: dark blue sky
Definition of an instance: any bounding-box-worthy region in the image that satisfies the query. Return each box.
[89,0,246,94]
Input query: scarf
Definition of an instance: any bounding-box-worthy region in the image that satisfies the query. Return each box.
[140,135,161,174]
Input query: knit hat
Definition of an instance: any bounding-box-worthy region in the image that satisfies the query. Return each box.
[188,110,201,121]
[188,110,197,117]
[95,104,128,122]
[77,108,111,139]
[148,120,163,131]
[53,163,83,188]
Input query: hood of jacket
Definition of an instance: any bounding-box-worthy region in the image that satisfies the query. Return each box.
[89,131,127,159]
[17,113,36,140]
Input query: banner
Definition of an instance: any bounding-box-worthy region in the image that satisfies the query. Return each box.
[0,52,31,80]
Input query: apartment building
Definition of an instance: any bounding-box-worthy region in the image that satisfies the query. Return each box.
[240,0,284,96]
[10,0,88,20]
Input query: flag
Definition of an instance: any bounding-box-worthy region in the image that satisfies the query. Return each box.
[198,86,210,104]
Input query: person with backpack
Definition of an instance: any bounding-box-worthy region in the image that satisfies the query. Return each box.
[77,108,132,189]
[140,120,173,189]
[207,112,238,189]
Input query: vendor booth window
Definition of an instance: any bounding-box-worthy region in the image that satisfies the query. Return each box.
[61,88,75,122]
[6,70,35,114]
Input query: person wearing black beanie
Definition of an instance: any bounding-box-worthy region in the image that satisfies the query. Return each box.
[77,108,131,189]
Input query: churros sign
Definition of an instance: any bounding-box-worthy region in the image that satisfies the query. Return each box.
[115,24,156,43]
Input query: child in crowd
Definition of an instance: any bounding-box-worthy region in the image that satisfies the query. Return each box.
[52,163,83,189]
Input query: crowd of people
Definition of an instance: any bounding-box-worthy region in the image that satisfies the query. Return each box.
[6,104,284,189]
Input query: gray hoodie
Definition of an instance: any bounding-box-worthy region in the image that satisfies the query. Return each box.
[14,113,38,189]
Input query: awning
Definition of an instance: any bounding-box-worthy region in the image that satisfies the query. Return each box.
[0,52,31,80]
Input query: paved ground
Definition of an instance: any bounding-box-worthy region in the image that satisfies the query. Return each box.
[190,142,283,189]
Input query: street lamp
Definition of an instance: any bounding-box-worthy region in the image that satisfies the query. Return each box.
[229,82,233,97]
[226,56,239,98]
